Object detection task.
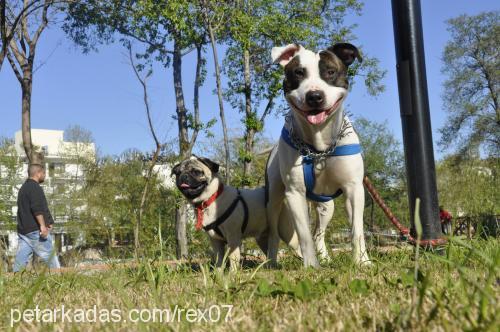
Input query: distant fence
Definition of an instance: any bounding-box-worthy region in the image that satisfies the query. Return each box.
[453,215,499,238]
[330,228,405,248]
[331,214,499,247]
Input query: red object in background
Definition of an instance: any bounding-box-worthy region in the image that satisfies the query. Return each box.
[440,209,452,224]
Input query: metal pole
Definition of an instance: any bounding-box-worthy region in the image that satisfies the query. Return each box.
[391,0,444,244]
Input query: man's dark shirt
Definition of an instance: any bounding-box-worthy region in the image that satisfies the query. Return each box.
[17,179,54,235]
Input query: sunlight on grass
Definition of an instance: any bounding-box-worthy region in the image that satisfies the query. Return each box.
[0,237,498,331]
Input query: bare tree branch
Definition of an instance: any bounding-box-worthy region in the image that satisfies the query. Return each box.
[21,0,33,46]
[120,28,174,54]
[1,0,73,71]
[127,43,163,258]
[4,0,64,161]
[5,47,22,82]
[188,43,203,152]
[127,46,159,149]
[30,0,49,48]
[32,37,59,72]
[260,94,276,124]
[201,0,230,182]
[7,31,24,67]
[0,1,6,67]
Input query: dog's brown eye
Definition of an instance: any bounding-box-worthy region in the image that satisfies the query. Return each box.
[193,169,203,176]
[294,68,305,77]
[327,69,335,76]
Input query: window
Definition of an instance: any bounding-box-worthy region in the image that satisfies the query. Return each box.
[48,163,65,177]
[48,163,55,177]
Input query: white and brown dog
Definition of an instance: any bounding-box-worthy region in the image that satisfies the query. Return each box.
[172,156,301,270]
[266,43,370,268]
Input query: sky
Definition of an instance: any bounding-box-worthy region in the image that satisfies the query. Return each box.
[0,1,498,160]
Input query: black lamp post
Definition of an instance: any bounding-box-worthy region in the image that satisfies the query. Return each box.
[391,0,444,244]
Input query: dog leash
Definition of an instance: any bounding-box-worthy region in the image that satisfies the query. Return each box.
[280,126,362,202]
[195,185,249,240]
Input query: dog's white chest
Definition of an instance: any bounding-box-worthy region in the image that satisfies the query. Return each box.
[310,152,364,196]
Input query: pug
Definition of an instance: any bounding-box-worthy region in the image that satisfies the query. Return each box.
[172,156,301,270]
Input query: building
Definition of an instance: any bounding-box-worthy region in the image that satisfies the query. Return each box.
[0,129,96,261]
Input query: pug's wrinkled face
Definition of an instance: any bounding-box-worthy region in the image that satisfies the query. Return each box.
[171,156,220,200]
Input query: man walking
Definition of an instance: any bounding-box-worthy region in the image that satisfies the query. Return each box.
[13,163,60,272]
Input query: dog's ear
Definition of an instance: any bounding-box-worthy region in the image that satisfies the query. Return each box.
[271,43,301,67]
[171,163,182,177]
[328,43,362,67]
[197,157,220,174]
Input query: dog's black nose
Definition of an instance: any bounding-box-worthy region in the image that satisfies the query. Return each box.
[306,90,325,108]
[180,174,189,183]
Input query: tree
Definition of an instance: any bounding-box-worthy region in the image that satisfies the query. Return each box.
[126,44,165,257]
[82,154,140,250]
[221,0,386,185]
[55,125,95,226]
[81,150,180,257]
[204,129,273,188]
[0,137,22,225]
[437,156,499,219]
[199,0,231,182]
[63,0,209,258]
[354,117,407,230]
[63,0,387,254]
[5,0,69,162]
[439,11,500,157]
[355,118,405,189]
[1,0,64,71]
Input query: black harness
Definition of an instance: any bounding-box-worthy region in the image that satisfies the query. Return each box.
[202,190,249,241]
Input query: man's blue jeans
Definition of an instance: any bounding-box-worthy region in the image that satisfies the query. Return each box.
[13,230,60,272]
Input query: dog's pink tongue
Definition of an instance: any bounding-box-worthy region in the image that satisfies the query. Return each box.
[306,111,327,124]
[180,183,190,189]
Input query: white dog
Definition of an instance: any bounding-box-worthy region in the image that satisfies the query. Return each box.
[265,43,370,268]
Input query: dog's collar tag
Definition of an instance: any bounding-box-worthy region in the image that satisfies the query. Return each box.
[195,184,224,230]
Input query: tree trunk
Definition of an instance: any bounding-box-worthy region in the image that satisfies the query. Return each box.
[207,20,230,183]
[0,0,5,71]
[21,76,33,162]
[173,40,189,157]
[173,37,189,259]
[133,214,139,256]
[175,202,188,258]
[243,130,255,174]
[482,68,499,124]
[242,48,253,184]
[136,147,160,259]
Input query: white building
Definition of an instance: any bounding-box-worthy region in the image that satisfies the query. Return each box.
[153,163,176,189]
[1,129,95,260]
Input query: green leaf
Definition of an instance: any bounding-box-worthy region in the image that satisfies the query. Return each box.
[256,279,272,296]
[348,279,369,295]
[293,279,313,301]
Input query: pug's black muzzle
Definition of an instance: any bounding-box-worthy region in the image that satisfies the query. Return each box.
[176,172,207,199]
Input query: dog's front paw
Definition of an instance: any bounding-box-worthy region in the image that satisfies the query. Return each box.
[355,254,372,267]
[303,256,320,269]
[359,259,372,267]
[265,260,279,269]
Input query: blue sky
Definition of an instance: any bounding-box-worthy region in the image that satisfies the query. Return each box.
[0,1,498,159]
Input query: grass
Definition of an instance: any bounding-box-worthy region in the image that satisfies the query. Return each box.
[0,238,498,331]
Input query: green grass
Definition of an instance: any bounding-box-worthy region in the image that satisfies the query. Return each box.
[1,238,499,331]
